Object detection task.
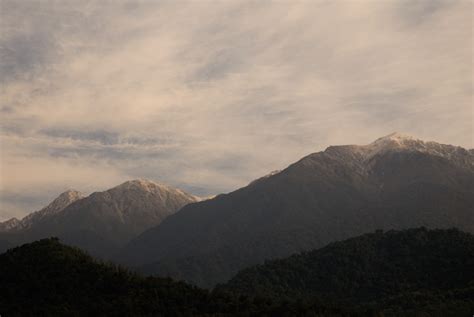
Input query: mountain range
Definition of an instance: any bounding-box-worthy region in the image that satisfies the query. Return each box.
[0,179,198,256]
[1,133,473,288]
[120,133,474,287]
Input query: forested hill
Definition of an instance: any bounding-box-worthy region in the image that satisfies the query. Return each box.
[0,238,210,316]
[219,228,474,315]
[2,230,474,316]
[0,238,359,316]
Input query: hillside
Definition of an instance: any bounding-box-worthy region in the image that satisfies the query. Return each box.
[219,228,474,316]
[0,238,211,316]
[121,134,474,287]
[2,230,472,316]
[0,238,360,316]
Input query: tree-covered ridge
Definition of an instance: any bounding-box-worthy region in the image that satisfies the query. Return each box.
[2,229,474,316]
[219,228,474,315]
[0,238,360,316]
[0,238,209,316]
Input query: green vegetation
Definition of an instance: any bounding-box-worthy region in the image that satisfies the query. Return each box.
[0,238,208,316]
[218,228,474,316]
[0,238,357,316]
[1,228,473,316]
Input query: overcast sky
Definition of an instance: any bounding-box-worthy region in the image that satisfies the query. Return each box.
[0,0,472,220]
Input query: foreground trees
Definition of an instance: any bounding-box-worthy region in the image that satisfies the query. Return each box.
[1,228,473,316]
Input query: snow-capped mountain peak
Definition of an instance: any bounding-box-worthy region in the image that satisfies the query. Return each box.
[363,132,421,157]
[108,179,199,201]
[0,218,21,232]
[20,190,84,229]
[372,132,416,144]
[0,189,85,231]
[114,179,171,192]
[357,133,473,171]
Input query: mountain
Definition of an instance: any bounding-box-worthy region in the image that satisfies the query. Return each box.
[219,228,474,317]
[20,189,85,229]
[0,218,21,232]
[0,179,198,256]
[121,133,474,287]
[0,190,85,232]
[0,238,356,316]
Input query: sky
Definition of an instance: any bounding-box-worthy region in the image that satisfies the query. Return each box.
[0,0,472,220]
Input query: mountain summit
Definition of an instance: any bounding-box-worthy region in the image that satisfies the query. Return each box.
[20,190,85,229]
[360,132,473,166]
[121,134,474,287]
[364,132,422,157]
[0,218,21,232]
[0,179,199,256]
[109,179,199,202]
[0,190,84,232]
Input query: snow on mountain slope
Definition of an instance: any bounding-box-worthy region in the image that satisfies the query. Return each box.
[361,132,472,165]
[20,190,85,229]
[0,190,84,232]
[0,179,200,256]
[0,218,21,232]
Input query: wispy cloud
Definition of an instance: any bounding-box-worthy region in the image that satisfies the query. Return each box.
[0,0,472,219]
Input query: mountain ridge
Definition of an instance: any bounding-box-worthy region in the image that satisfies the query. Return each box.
[321,132,473,171]
[0,179,199,256]
[120,134,474,287]
[0,190,84,232]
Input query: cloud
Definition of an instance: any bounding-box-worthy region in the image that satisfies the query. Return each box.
[0,0,472,219]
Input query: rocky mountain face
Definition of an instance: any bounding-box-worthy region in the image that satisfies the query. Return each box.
[0,190,84,232]
[0,218,21,232]
[21,190,85,228]
[0,180,198,256]
[121,133,474,287]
